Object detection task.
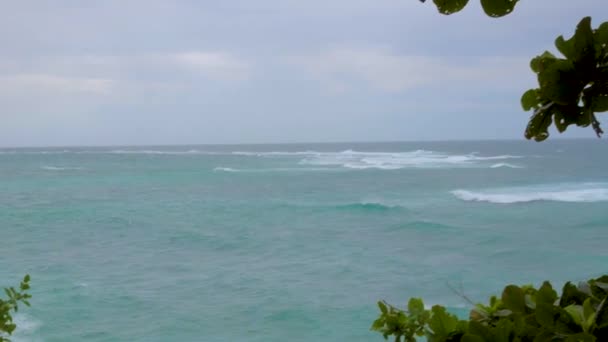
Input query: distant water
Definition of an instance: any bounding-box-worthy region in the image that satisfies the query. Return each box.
[1,140,608,341]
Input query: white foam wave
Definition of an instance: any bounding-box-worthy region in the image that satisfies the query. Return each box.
[213,166,338,173]
[41,166,84,171]
[214,167,239,172]
[108,149,215,155]
[297,150,522,170]
[471,155,522,160]
[231,151,317,156]
[452,183,608,204]
[356,199,404,209]
[490,163,523,169]
[2,149,524,170]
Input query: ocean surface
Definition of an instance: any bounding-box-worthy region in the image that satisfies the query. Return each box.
[1,140,608,341]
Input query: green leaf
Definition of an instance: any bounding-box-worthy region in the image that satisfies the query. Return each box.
[537,281,558,305]
[596,22,608,44]
[468,320,493,340]
[561,282,589,307]
[595,22,608,59]
[565,304,584,327]
[591,96,608,112]
[565,332,596,342]
[530,51,557,73]
[522,89,541,111]
[408,298,425,315]
[583,298,597,332]
[525,104,553,142]
[432,0,470,15]
[538,60,581,105]
[480,0,519,18]
[556,35,576,60]
[536,302,557,328]
[584,313,597,333]
[378,301,388,314]
[502,285,526,313]
[494,318,516,342]
[372,318,385,330]
[576,109,592,127]
[428,305,460,339]
[555,18,594,63]
[572,17,596,66]
[553,105,581,133]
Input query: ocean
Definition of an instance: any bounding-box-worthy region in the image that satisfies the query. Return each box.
[1,139,607,341]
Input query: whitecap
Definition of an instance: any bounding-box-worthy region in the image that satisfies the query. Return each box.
[469,155,522,161]
[214,167,239,172]
[231,151,318,157]
[213,166,339,173]
[490,163,523,169]
[297,150,522,170]
[452,183,608,204]
[108,149,214,155]
[357,199,405,209]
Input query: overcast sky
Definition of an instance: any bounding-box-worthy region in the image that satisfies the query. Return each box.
[1,0,606,147]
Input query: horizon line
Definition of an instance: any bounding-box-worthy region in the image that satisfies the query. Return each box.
[0,136,601,150]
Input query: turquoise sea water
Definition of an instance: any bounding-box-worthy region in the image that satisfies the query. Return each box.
[2,140,608,341]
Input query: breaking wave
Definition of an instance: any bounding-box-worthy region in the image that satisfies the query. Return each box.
[213,166,338,173]
[213,167,239,172]
[3,148,523,171]
[108,149,214,155]
[96,149,523,170]
[452,183,608,204]
[490,163,523,169]
[231,151,317,156]
[297,150,522,170]
[335,200,406,212]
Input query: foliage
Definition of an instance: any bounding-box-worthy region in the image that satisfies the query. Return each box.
[0,276,32,342]
[372,275,608,342]
[371,275,608,342]
[419,0,519,18]
[522,18,608,141]
[420,0,608,140]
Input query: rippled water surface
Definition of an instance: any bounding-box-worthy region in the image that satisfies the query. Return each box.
[1,140,608,341]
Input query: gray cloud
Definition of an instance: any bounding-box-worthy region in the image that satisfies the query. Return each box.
[0,0,606,146]
[288,46,533,93]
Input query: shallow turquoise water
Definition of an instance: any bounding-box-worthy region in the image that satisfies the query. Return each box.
[1,140,608,341]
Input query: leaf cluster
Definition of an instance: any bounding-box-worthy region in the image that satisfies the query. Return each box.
[419,0,519,18]
[0,275,32,342]
[372,298,466,342]
[419,1,608,141]
[522,18,608,141]
[372,275,608,342]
